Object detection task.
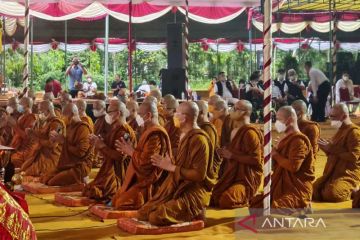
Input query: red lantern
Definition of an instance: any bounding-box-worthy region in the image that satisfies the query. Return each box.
[90,40,97,52]
[301,43,310,50]
[51,39,58,50]
[201,41,209,51]
[237,42,244,52]
[11,41,19,51]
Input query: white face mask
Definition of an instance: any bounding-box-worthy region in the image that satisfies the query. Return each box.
[136,114,144,127]
[6,106,14,114]
[105,114,113,125]
[18,105,24,113]
[38,113,47,121]
[93,109,105,118]
[343,76,349,81]
[275,120,287,133]
[331,120,342,129]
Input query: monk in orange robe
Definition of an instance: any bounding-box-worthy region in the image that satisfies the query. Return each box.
[162,94,180,154]
[144,95,166,127]
[352,189,360,208]
[250,106,315,215]
[126,100,140,135]
[149,89,166,120]
[292,100,320,157]
[43,92,62,117]
[313,103,360,202]
[8,97,37,168]
[112,101,171,210]
[212,100,264,209]
[20,100,65,176]
[6,97,22,120]
[91,100,110,167]
[40,103,94,186]
[58,92,73,111]
[83,100,136,201]
[208,96,237,147]
[196,100,219,148]
[76,99,94,133]
[0,109,12,146]
[138,102,215,226]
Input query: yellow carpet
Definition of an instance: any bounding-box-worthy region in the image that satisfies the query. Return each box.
[26,121,360,240]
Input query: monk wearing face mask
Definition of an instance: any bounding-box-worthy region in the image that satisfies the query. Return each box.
[112,101,171,210]
[211,100,263,208]
[126,100,140,135]
[83,100,136,201]
[162,94,180,155]
[250,106,315,215]
[75,99,94,133]
[313,103,360,202]
[40,103,93,186]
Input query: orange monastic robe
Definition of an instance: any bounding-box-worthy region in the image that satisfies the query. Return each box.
[10,113,37,167]
[157,105,166,127]
[40,121,94,186]
[164,116,180,153]
[112,125,171,210]
[212,124,263,209]
[21,116,65,176]
[127,118,140,136]
[313,124,360,202]
[81,115,94,133]
[352,190,360,208]
[83,121,136,201]
[138,129,215,226]
[250,132,315,214]
[92,115,111,167]
[211,114,236,147]
[298,119,320,157]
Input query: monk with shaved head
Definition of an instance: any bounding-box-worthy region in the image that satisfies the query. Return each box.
[75,99,94,133]
[40,103,93,186]
[21,100,65,176]
[212,100,263,209]
[112,100,171,210]
[313,103,360,202]
[83,100,136,201]
[9,97,37,168]
[59,92,72,110]
[126,100,140,134]
[250,106,315,215]
[138,101,216,226]
[292,99,320,158]
[43,92,62,117]
[143,95,166,126]
[162,94,180,154]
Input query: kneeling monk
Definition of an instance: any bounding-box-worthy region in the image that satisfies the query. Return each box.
[83,100,136,201]
[138,102,215,226]
[250,106,315,215]
[40,103,94,186]
[111,101,171,210]
[313,103,360,202]
[21,100,65,176]
[212,100,263,208]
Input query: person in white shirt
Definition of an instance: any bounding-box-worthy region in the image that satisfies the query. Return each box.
[335,72,354,103]
[214,72,234,99]
[82,75,97,97]
[305,61,331,122]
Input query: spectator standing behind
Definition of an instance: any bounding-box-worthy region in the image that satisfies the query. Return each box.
[208,77,217,97]
[335,72,354,103]
[305,61,331,122]
[111,74,126,97]
[214,72,234,100]
[273,69,288,97]
[44,77,62,98]
[65,57,87,98]
[82,75,97,97]
[285,69,307,105]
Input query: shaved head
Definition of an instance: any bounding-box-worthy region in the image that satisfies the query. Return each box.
[126,100,139,112]
[208,95,222,106]
[39,100,55,117]
[62,103,79,119]
[277,106,297,123]
[108,99,129,119]
[75,99,87,114]
[60,93,72,107]
[196,100,208,116]
[178,101,199,123]
[214,99,227,111]
[291,100,307,115]
[20,97,33,109]
[43,92,55,102]
[235,100,252,114]
[149,89,162,102]
[144,96,158,105]
[7,97,19,108]
[139,101,158,121]
[332,103,349,116]
[162,94,178,109]
[93,100,106,111]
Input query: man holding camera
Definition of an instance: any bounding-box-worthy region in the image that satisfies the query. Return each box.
[65,57,87,98]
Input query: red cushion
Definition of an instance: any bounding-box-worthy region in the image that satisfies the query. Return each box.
[89,204,138,219]
[54,192,96,207]
[117,218,205,235]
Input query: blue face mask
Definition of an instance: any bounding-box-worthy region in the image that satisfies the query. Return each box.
[18,105,24,113]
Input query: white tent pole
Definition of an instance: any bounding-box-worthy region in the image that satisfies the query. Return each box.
[104,15,109,97]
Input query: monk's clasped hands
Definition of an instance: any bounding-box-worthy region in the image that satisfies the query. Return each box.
[318,138,331,153]
[49,130,64,143]
[217,148,233,160]
[115,138,134,156]
[89,134,105,149]
[151,153,176,172]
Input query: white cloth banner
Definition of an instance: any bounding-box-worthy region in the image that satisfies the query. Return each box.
[96,43,127,52]
[275,42,301,51]
[136,43,166,51]
[58,43,90,52]
[209,43,237,52]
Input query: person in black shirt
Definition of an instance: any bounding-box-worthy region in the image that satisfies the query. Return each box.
[111,74,126,97]
[285,69,307,105]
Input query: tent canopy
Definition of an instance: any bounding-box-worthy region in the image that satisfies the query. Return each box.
[278,0,360,12]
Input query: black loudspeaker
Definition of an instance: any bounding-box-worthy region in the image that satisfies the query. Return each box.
[161,68,186,99]
[167,23,185,69]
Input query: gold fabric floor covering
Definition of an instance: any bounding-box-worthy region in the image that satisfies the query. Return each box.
[27,121,360,240]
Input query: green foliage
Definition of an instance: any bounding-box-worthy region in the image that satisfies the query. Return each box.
[2,45,347,91]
